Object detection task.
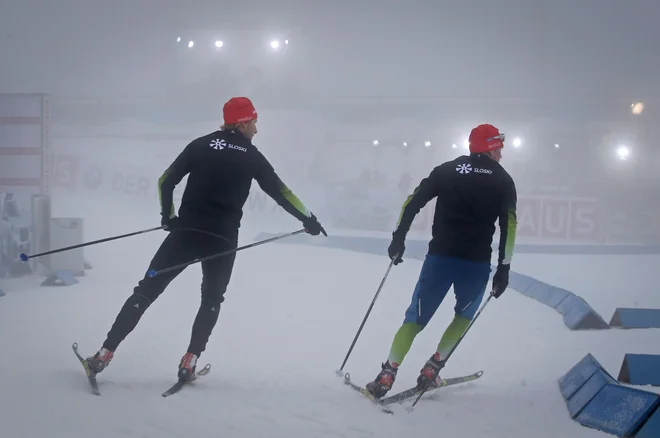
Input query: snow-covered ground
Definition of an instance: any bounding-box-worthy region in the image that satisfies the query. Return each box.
[1,219,659,438]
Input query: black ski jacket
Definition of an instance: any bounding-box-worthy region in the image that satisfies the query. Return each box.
[393,153,517,266]
[158,129,313,240]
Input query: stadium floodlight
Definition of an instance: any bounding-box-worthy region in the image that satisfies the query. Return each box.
[270,40,281,50]
[631,102,644,115]
[187,41,194,48]
[452,143,458,149]
[616,145,630,160]
[177,37,181,43]
[214,40,224,48]
[285,39,289,45]
[512,137,522,148]
[424,141,431,148]
[372,140,379,146]
[554,143,560,149]
[402,142,408,147]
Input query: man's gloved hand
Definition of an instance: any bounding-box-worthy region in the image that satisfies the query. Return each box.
[161,214,181,232]
[388,235,405,265]
[303,214,327,236]
[491,264,510,298]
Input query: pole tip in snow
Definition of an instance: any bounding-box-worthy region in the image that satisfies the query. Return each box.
[20,253,28,262]
[147,269,157,277]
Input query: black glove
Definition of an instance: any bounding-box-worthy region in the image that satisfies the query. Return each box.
[302,214,327,236]
[491,264,510,298]
[388,235,405,265]
[161,214,181,232]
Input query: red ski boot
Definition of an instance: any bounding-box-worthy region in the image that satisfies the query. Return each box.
[417,353,446,389]
[85,348,114,375]
[365,361,398,399]
[178,352,198,382]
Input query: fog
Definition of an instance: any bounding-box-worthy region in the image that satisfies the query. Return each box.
[1,2,659,437]
[2,0,658,249]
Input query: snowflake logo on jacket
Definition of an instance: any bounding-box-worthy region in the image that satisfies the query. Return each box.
[456,163,472,174]
[210,139,225,150]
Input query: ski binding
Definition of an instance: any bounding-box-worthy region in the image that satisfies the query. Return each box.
[343,372,394,414]
[161,363,212,397]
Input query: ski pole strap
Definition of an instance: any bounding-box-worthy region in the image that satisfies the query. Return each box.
[20,226,165,261]
[147,229,307,278]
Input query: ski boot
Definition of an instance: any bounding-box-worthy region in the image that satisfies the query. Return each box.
[177,352,198,382]
[365,361,398,399]
[85,348,114,375]
[417,353,446,389]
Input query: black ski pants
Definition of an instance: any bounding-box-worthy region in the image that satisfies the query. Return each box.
[102,228,236,356]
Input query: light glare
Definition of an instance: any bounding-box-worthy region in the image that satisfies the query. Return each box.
[616,145,630,160]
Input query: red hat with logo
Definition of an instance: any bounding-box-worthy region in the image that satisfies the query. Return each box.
[468,124,505,154]
[223,97,258,125]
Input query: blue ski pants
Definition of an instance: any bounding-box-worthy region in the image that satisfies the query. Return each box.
[403,254,491,328]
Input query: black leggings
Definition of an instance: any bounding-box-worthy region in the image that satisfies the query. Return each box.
[102,229,236,356]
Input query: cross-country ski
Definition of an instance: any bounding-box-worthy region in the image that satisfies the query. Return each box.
[72,342,101,395]
[379,370,484,406]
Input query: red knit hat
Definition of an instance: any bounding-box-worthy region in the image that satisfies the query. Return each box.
[469,124,505,154]
[223,97,258,125]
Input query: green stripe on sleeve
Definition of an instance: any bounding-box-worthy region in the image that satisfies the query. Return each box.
[503,207,517,264]
[158,170,175,218]
[396,190,418,227]
[279,181,311,217]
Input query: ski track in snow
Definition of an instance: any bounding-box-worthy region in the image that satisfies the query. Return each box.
[1,230,659,438]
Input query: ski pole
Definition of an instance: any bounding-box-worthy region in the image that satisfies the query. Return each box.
[409,291,495,410]
[20,226,165,261]
[147,229,307,277]
[335,256,396,376]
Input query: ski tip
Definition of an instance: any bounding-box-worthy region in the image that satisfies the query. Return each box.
[72,342,78,350]
[476,370,484,377]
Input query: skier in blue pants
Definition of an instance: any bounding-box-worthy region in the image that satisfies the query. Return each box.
[365,123,518,399]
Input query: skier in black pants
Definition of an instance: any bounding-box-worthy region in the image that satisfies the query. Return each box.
[85,96,326,381]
